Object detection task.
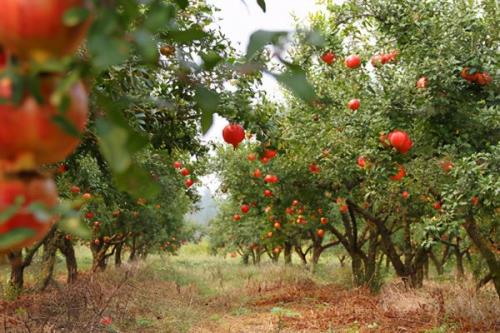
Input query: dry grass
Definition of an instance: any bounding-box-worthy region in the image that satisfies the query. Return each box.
[0,244,498,333]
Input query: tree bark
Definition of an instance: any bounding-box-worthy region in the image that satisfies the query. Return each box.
[463,214,499,298]
[59,237,78,283]
[115,242,123,267]
[7,251,25,296]
[284,242,292,265]
[37,235,58,291]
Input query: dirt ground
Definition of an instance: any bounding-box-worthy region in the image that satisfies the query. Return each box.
[0,250,498,333]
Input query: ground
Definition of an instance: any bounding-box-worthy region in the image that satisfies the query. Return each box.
[0,243,498,333]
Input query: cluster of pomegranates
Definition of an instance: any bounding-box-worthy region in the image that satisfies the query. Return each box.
[0,0,92,252]
[460,68,492,85]
[173,161,194,188]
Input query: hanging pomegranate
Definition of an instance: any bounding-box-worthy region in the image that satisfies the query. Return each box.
[240,204,250,214]
[321,51,336,65]
[0,174,58,251]
[390,165,406,181]
[388,130,413,154]
[0,77,88,168]
[347,99,360,111]
[222,123,245,148]
[344,55,361,69]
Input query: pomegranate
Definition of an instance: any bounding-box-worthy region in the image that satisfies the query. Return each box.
[173,161,182,169]
[70,185,80,194]
[321,51,336,65]
[0,0,93,61]
[233,214,241,221]
[357,156,366,168]
[263,189,272,197]
[344,55,361,69]
[416,76,428,89]
[264,149,277,159]
[320,217,328,225]
[317,229,325,238]
[440,160,453,173]
[222,123,245,148]
[253,168,262,178]
[0,77,88,167]
[339,205,348,214]
[390,165,406,181]
[180,168,190,176]
[0,174,58,251]
[85,212,94,219]
[460,67,475,82]
[433,201,442,210]
[264,174,279,183]
[309,163,320,174]
[475,72,492,85]
[240,204,250,214]
[286,207,294,215]
[401,191,410,200]
[82,192,91,200]
[471,196,479,206]
[347,99,360,111]
[273,222,281,229]
[247,153,257,161]
[292,200,299,206]
[370,54,383,67]
[388,130,413,154]
[185,179,194,188]
[260,157,270,164]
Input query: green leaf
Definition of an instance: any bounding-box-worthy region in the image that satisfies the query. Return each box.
[273,69,317,103]
[58,217,91,239]
[195,87,220,134]
[0,228,35,250]
[114,163,160,199]
[167,28,208,43]
[201,52,223,70]
[63,7,90,27]
[52,114,81,138]
[96,119,132,173]
[173,0,189,9]
[133,29,157,63]
[0,197,24,225]
[246,30,288,60]
[256,0,266,12]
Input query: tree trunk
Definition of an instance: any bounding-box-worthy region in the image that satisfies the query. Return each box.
[463,214,500,298]
[129,236,137,262]
[351,253,365,287]
[7,251,25,297]
[294,246,307,265]
[115,242,123,267]
[37,236,58,291]
[59,238,78,283]
[338,255,347,267]
[255,248,262,265]
[284,242,292,265]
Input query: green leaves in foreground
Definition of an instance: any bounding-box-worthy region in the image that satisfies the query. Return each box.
[195,86,221,134]
[95,98,159,199]
[246,30,288,60]
[273,68,317,103]
[256,0,266,13]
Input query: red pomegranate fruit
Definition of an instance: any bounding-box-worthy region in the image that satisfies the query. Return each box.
[0,174,58,252]
[0,0,93,61]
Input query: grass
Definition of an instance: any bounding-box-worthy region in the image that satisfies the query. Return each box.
[0,242,498,332]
